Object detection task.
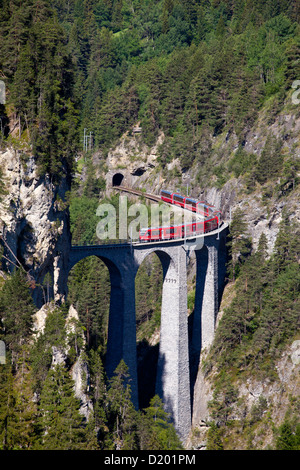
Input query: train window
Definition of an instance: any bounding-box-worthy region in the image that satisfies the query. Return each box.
[186,199,196,206]
[152,230,160,236]
[173,194,184,201]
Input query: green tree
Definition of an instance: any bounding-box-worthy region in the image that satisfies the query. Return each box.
[0,269,35,366]
[139,395,182,450]
[36,363,87,450]
[106,360,138,450]
[227,208,252,281]
[88,347,107,446]
[0,364,15,450]
[255,134,284,184]
[30,306,67,394]
[276,421,300,450]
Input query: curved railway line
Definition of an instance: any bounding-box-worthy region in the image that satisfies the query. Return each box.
[112,185,163,203]
[112,184,225,243]
[70,185,226,248]
[112,184,204,221]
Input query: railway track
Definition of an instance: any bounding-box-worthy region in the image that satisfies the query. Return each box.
[112,184,205,221]
[112,185,162,203]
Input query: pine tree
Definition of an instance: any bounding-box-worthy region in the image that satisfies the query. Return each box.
[106,360,138,450]
[88,347,107,446]
[255,134,284,184]
[276,421,298,450]
[36,364,87,450]
[7,354,37,449]
[30,306,67,394]
[0,269,35,366]
[138,395,182,450]
[227,208,252,281]
[0,364,15,450]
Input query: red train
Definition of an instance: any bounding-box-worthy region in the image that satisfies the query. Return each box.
[161,190,214,217]
[139,190,221,242]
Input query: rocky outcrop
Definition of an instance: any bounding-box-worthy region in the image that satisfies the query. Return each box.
[0,147,71,306]
[33,302,93,420]
[105,130,164,191]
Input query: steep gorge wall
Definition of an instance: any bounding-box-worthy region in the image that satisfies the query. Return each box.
[0,147,71,306]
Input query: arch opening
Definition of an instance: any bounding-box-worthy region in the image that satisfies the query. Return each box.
[112,173,124,187]
[135,251,164,409]
[67,255,112,353]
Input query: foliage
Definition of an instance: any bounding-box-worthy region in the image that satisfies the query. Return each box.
[0,269,35,366]
[276,420,300,450]
[1,0,299,451]
[0,0,79,178]
[35,363,87,450]
[205,214,300,449]
[1,0,299,177]
[138,395,183,450]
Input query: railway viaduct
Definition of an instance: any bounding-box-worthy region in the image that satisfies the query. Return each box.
[68,223,228,442]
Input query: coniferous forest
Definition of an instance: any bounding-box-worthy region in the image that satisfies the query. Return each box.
[0,0,300,451]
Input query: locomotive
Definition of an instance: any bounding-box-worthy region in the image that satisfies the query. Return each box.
[139,190,221,242]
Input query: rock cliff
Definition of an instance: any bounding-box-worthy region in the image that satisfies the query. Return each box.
[0,147,71,306]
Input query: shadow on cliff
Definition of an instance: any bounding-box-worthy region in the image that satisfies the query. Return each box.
[137,339,159,409]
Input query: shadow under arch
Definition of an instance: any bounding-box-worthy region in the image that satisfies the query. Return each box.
[67,253,123,375]
[134,248,179,410]
[135,251,164,409]
[188,244,209,405]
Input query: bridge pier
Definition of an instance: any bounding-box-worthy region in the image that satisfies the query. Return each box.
[155,246,191,442]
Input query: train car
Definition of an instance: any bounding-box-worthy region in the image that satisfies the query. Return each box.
[139,227,162,242]
[139,215,219,242]
[160,189,173,204]
[161,225,184,239]
[184,197,198,212]
[204,216,219,233]
[172,193,186,208]
[196,203,210,217]
[139,224,184,242]
[183,221,205,236]
[140,190,222,242]
[213,210,222,222]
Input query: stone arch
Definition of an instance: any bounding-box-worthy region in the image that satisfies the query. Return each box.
[67,254,119,350]
[112,172,124,187]
[67,251,125,361]
[134,247,177,278]
[68,246,139,408]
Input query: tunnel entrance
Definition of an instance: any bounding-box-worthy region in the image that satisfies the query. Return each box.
[112,173,124,187]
